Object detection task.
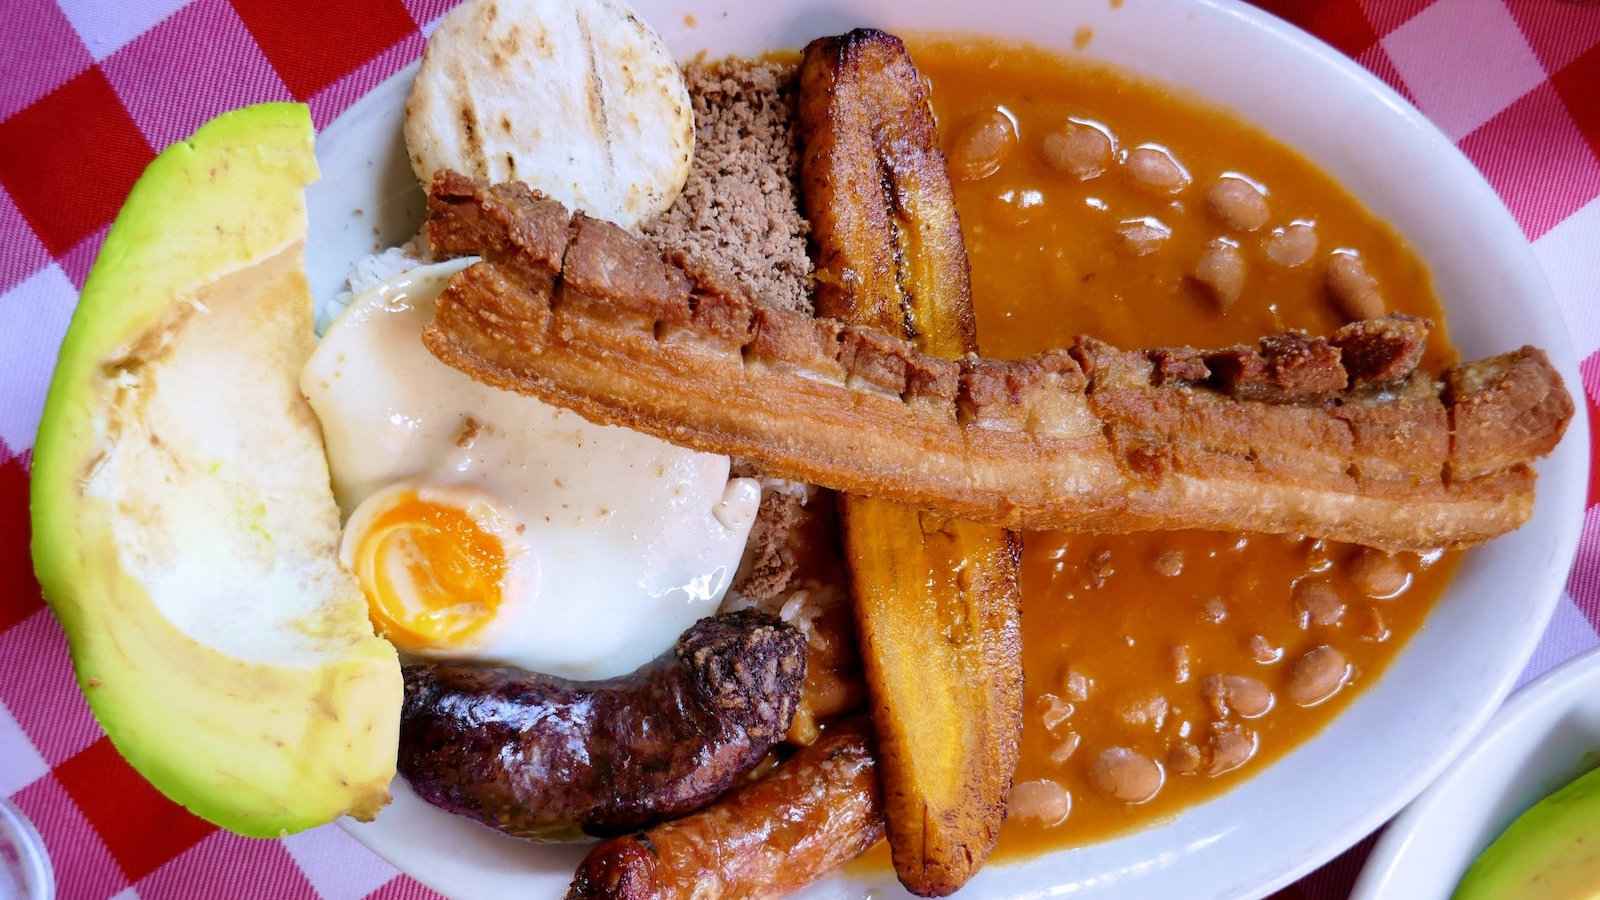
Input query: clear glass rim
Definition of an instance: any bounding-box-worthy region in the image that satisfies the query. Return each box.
[0,799,54,900]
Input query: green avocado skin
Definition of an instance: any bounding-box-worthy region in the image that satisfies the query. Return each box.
[29,102,401,838]
[1455,764,1600,899]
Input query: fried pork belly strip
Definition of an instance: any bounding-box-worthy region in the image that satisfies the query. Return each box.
[567,718,884,900]
[797,29,1018,896]
[420,172,1573,552]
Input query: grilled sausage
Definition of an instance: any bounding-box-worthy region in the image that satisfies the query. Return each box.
[568,717,884,899]
[398,610,807,840]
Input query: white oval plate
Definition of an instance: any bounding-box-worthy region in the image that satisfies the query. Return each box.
[311,0,1588,897]
[1352,647,1600,900]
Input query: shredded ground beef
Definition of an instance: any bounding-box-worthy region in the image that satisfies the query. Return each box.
[644,58,813,314]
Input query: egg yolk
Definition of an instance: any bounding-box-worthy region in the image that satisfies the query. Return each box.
[351,495,505,650]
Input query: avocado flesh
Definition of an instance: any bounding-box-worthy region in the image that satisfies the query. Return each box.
[29,103,401,838]
[1456,764,1600,899]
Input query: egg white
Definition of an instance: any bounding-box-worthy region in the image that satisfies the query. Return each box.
[302,259,760,679]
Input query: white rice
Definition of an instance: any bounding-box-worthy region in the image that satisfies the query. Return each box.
[315,237,433,336]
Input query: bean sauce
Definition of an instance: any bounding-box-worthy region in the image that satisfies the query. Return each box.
[853,39,1461,870]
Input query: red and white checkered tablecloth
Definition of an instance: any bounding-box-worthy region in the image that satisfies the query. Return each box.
[0,1,1595,898]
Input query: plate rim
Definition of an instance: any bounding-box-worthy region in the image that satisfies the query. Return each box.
[1349,645,1600,899]
[322,1,1588,896]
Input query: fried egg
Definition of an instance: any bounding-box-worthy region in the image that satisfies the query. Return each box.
[301,258,760,680]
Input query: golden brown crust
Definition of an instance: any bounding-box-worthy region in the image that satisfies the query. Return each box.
[841,500,1021,895]
[1331,314,1430,386]
[419,172,1572,552]
[1446,346,1574,481]
[796,29,975,359]
[565,214,693,324]
[1202,332,1348,402]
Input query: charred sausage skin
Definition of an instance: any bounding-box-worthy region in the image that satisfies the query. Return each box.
[398,610,807,840]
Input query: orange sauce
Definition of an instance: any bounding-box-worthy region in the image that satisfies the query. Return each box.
[864,37,1461,862]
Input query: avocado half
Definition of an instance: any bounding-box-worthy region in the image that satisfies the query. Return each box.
[30,103,402,837]
[1456,763,1600,899]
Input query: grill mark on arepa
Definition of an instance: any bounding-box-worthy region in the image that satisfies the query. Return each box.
[576,6,618,191]
[458,101,486,180]
[444,51,489,181]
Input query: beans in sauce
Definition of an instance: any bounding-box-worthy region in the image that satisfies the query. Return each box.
[1292,579,1348,628]
[1205,725,1259,777]
[1327,250,1387,320]
[1202,674,1275,719]
[1288,645,1353,707]
[1010,778,1073,826]
[1191,238,1247,310]
[1050,730,1083,765]
[852,40,1461,868]
[1125,144,1191,195]
[1116,216,1171,256]
[1349,548,1412,599]
[1089,747,1165,803]
[1264,220,1319,267]
[1040,119,1115,180]
[948,108,1019,182]
[1207,175,1271,232]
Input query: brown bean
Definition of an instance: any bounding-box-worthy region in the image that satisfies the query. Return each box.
[948,109,1017,182]
[1293,579,1346,628]
[1191,239,1247,310]
[1288,645,1351,706]
[1118,692,1169,732]
[1202,674,1275,719]
[1116,216,1171,256]
[1226,677,1275,718]
[1063,668,1093,702]
[1153,549,1185,577]
[1168,740,1203,775]
[1327,251,1386,320]
[1088,746,1165,803]
[1205,726,1258,777]
[1349,547,1411,599]
[1037,693,1075,734]
[1009,778,1072,826]
[1201,596,1229,624]
[1040,119,1114,180]
[1125,145,1190,195]
[1264,221,1318,267]
[1249,633,1283,665]
[1207,176,1271,232]
[1050,731,1083,765]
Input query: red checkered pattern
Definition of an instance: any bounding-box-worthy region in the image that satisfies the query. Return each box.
[0,1,1596,898]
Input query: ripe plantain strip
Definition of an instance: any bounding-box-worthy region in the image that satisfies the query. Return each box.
[797,29,1023,897]
[797,29,976,355]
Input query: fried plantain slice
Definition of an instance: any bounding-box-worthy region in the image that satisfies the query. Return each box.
[797,28,1023,896]
[797,29,975,355]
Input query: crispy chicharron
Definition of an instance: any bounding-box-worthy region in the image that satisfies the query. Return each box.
[796,29,1020,896]
[419,171,1573,553]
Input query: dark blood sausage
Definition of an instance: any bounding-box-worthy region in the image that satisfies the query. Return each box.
[398,610,807,840]
[568,717,885,899]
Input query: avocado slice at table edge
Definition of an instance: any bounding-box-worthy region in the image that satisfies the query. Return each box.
[29,102,402,838]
